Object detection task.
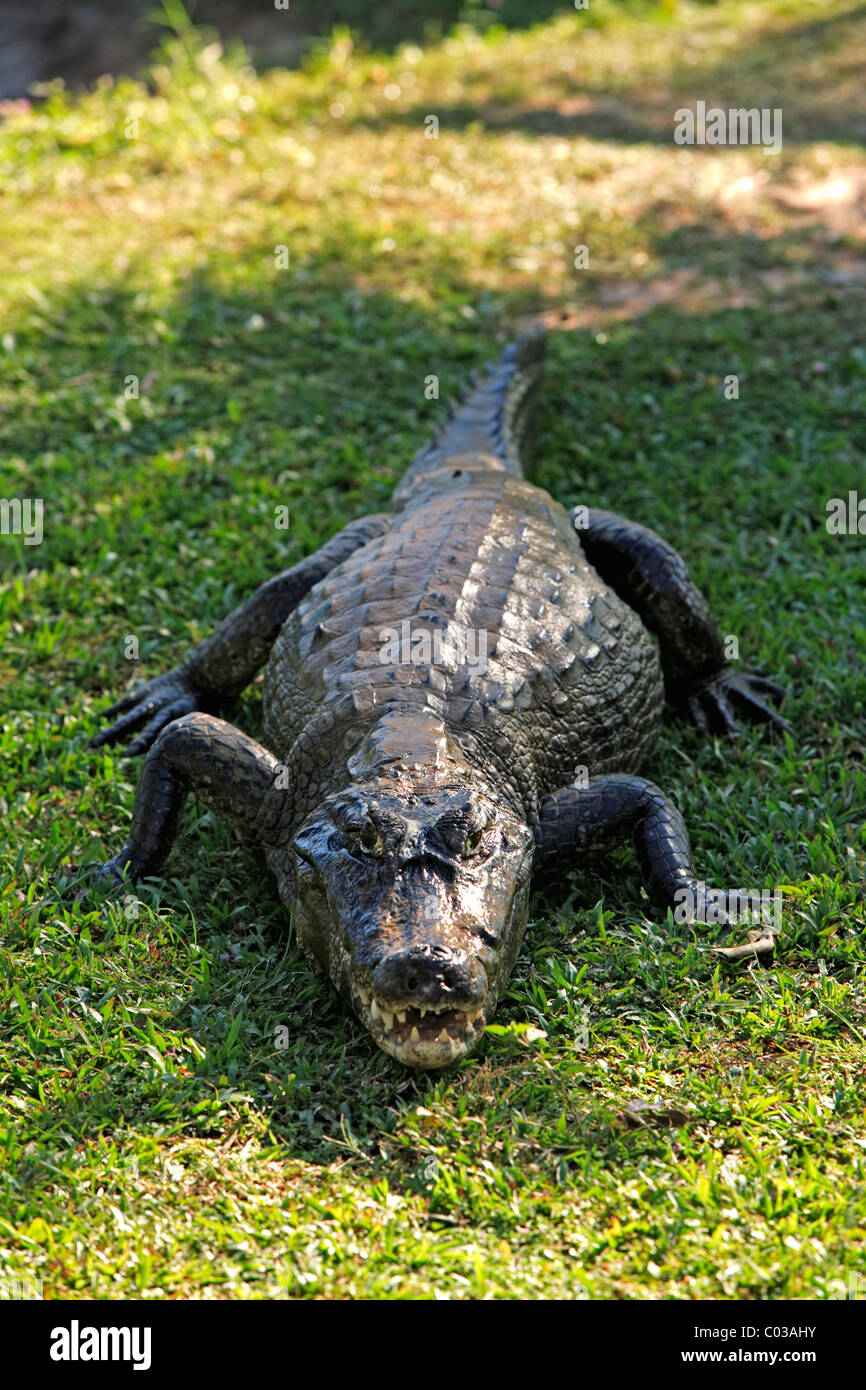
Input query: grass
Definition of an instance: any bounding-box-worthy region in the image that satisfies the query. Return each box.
[1,0,865,1300]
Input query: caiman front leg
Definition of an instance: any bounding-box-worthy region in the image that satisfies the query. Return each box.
[572,507,791,736]
[534,775,775,958]
[83,713,290,886]
[90,512,391,756]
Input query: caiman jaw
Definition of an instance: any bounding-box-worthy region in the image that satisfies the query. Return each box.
[354,985,486,1067]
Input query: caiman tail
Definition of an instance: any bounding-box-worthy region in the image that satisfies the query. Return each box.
[391,320,547,506]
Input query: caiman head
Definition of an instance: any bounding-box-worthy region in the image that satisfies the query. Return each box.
[290,769,534,1068]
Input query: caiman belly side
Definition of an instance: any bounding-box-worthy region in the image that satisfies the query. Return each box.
[262,470,664,829]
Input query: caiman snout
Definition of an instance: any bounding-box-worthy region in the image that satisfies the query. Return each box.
[359,938,490,1067]
[371,943,487,1012]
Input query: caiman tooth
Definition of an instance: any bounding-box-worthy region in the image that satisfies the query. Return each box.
[438,1027,450,1045]
[397,1011,406,1024]
[382,1010,394,1032]
[358,987,371,1005]
[410,1026,420,1044]
[370,999,380,1021]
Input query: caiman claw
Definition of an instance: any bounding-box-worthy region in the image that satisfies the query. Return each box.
[49,855,130,905]
[89,669,201,756]
[684,667,792,737]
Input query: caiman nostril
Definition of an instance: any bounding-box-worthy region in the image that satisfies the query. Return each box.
[372,946,487,1009]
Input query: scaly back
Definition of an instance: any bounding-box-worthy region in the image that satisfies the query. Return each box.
[391,321,547,508]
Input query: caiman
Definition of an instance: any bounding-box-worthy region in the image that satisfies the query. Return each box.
[82,324,790,1068]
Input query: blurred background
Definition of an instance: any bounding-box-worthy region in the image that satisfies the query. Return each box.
[4,1,576,100]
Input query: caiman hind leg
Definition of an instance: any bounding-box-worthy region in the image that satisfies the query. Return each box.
[572,507,791,736]
[533,775,775,959]
[84,713,291,886]
[90,512,391,756]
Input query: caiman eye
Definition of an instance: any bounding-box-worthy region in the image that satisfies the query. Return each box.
[333,801,402,857]
[436,802,496,859]
[462,827,484,858]
[333,803,376,851]
[357,821,384,855]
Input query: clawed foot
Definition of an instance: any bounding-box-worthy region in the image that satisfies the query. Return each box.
[684,667,791,737]
[679,884,779,963]
[51,856,131,903]
[89,669,201,756]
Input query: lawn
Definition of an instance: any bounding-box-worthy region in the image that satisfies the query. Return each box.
[0,0,864,1300]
